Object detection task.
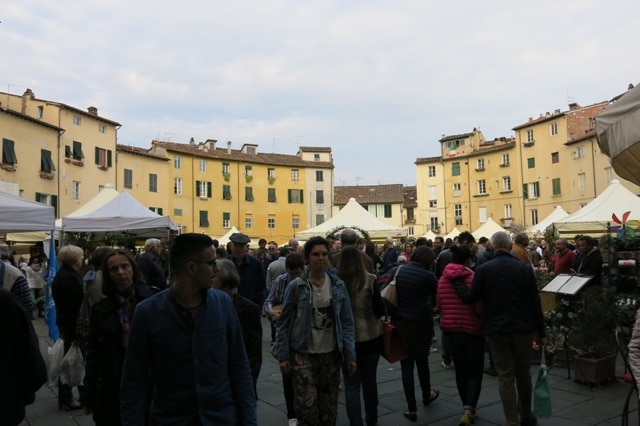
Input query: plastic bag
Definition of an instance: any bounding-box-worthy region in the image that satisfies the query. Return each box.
[48,338,65,386]
[533,352,552,418]
[59,344,85,386]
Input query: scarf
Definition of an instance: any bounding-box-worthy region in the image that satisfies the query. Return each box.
[116,286,137,347]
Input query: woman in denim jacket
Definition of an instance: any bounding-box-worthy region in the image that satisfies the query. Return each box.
[276,236,357,426]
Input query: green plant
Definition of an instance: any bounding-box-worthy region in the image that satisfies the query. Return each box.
[223,172,230,182]
[245,175,253,183]
[568,287,618,357]
[325,225,370,242]
[268,176,276,185]
[542,295,576,353]
[600,234,640,251]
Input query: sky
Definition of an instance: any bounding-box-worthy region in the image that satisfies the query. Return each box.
[2,1,639,186]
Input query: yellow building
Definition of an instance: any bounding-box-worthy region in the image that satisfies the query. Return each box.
[0,89,121,217]
[416,129,523,235]
[150,139,334,243]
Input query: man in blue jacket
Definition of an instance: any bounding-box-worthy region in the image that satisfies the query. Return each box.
[120,233,257,425]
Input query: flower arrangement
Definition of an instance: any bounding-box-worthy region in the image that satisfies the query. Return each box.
[325,225,370,242]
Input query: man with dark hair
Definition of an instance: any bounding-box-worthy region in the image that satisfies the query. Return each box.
[332,228,373,273]
[226,233,266,306]
[573,235,603,286]
[454,232,544,426]
[511,233,533,267]
[120,233,257,425]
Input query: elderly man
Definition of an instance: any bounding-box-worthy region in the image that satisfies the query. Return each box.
[136,238,167,290]
[120,233,257,425]
[331,228,374,273]
[455,232,545,426]
[553,238,576,275]
[226,233,266,306]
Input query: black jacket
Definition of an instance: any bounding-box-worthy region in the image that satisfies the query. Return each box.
[51,264,84,340]
[232,293,262,388]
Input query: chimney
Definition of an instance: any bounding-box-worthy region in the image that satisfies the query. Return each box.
[629,83,635,90]
[568,102,580,111]
[21,89,35,114]
[554,109,560,114]
[204,139,216,151]
[227,141,232,154]
[87,106,98,115]
[189,137,195,146]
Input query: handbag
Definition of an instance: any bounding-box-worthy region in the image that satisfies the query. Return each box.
[533,351,552,418]
[381,320,408,363]
[380,265,402,311]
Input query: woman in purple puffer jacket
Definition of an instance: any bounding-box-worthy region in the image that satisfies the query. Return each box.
[437,244,484,426]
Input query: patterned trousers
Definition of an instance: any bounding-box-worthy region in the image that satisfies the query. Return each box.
[290,350,341,426]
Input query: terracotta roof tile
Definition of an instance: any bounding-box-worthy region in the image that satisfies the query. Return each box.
[334,184,405,205]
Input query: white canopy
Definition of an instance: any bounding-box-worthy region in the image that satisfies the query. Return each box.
[553,179,640,236]
[472,218,506,239]
[62,189,176,237]
[0,191,55,232]
[596,84,640,186]
[215,226,240,246]
[295,198,407,240]
[445,227,462,240]
[422,230,439,240]
[527,206,570,234]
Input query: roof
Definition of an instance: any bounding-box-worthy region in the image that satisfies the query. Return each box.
[439,132,474,142]
[117,144,170,161]
[0,107,63,132]
[334,184,405,205]
[154,141,334,168]
[415,155,442,164]
[403,186,417,208]
[298,146,332,153]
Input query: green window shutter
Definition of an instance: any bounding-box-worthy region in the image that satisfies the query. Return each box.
[73,141,84,160]
[2,139,17,164]
[523,184,528,199]
[51,195,58,218]
[107,150,112,167]
[384,204,392,218]
[65,145,72,158]
[288,189,292,203]
[207,182,212,198]
[528,158,535,168]
[268,188,276,202]
[316,190,324,204]
[94,147,99,164]
[196,181,201,197]
[300,190,303,204]
[157,208,163,216]
[199,211,209,227]
[452,162,460,176]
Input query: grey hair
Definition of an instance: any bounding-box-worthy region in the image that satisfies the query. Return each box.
[144,238,161,251]
[490,232,512,252]
[215,259,240,290]
[57,245,84,267]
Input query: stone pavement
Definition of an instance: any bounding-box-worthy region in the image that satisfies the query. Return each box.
[22,316,638,425]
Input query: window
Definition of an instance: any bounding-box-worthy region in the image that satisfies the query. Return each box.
[476,158,485,170]
[605,167,613,182]
[523,181,539,199]
[316,170,323,182]
[268,188,276,202]
[223,185,231,200]
[453,183,461,197]
[314,153,320,161]
[406,208,415,221]
[73,115,81,126]
[477,180,486,195]
[73,141,85,161]
[575,146,584,159]
[288,189,303,204]
[174,155,182,169]
[316,214,325,225]
[316,190,324,204]
[223,212,230,228]
[552,178,561,195]
[37,106,43,118]
[502,154,510,166]
[428,166,436,177]
[504,203,512,218]
[40,150,56,173]
[124,169,133,189]
[245,215,253,229]
[451,162,460,176]
[454,204,463,226]
[551,152,559,163]
[268,216,276,229]
[199,211,209,227]
[245,165,252,176]
[408,226,414,236]
[479,207,487,223]
[72,181,80,199]
[430,213,439,231]
[578,173,586,191]
[527,157,535,168]
[222,162,230,174]
[531,209,539,225]
[35,192,58,217]
[384,204,392,218]
[428,185,437,207]
[149,207,163,215]
[174,208,183,216]
[98,124,106,134]
[196,181,212,198]
[2,138,17,165]
[550,122,558,136]
[291,169,299,181]
[199,159,206,172]
[149,174,158,192]
[292,217,300,229]
[526,129,534,143]
[502,176,511,191]
[95,147,112,168]
[174,177,183,195]
[268,168,275,179]
[245,187,254,201]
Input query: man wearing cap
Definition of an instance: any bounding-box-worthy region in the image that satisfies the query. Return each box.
[226,233,266,307]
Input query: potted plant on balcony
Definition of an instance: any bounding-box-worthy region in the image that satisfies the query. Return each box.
[569,287,618,385]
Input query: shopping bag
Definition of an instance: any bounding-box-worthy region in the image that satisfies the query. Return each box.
[381,320,408,363]
[48,338,65,386]
[380,266,402,313]
[533,352,552,418]
[59,343,85,386]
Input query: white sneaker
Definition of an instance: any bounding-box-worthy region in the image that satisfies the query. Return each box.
[288,419,298,426]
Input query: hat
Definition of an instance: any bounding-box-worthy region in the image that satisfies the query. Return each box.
[229,233,251,245]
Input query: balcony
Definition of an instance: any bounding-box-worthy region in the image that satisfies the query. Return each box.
[502,218,513,228]
[404,217,416,225]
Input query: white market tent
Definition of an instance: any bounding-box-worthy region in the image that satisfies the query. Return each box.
[0,191,55,232]
[61,188,176,238]
[527,206,570,234]
[422,230,439,241]
[445,227,462,240]
[472,218,506,240]
[553,179,640,236]
[216,226,240,246]
[295,198,407,240]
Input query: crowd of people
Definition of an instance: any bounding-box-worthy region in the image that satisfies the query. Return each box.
[0,228,610,426]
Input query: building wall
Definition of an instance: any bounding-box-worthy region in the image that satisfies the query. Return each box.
[116,148,170,216]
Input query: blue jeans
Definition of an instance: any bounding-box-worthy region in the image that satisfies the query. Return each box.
[343,352,380,426]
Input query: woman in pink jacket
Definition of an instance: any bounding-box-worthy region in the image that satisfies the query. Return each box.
[437,245,484,426]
